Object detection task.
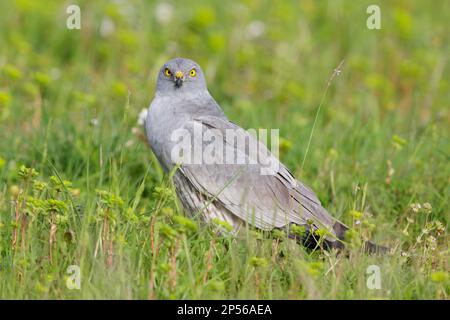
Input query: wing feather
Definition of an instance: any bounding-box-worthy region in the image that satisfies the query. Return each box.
[177,115,338,240]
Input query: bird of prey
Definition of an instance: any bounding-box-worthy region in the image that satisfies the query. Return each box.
[146,57,387,253]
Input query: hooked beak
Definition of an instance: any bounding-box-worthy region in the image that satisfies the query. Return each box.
[174,71,184,88]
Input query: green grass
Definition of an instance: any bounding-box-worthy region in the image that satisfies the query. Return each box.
[0,0,449,299]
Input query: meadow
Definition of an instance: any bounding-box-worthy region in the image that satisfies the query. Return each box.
[0,0,448,299]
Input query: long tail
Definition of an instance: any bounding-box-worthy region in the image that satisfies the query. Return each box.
[289,221,389,254]
[327,221,389,254]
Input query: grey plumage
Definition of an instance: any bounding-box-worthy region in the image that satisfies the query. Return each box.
[146,58,387,253]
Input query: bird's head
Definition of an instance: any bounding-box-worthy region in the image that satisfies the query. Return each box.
[156,58,207,95]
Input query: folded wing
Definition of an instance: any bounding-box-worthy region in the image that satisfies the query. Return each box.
[178,115,339,241]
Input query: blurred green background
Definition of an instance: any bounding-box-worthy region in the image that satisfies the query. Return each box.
[0,0,448,299]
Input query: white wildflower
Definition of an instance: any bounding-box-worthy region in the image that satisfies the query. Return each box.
[426,236,437,251]
[155,2,173,24]
[137,108,148,126]
[100,18,116,38]
[422,202,432,214]
[410,203,421,213]
[247,20,265,39]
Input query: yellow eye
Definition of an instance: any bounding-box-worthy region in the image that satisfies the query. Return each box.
[164,68,171,77]
[189,69,196,77]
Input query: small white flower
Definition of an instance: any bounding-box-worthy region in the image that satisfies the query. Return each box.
[410,203,421,213]
[422,202,432,214]
[100,18,115,38]
[137,108,148,126]
[90,118,99,126]
[247,20,265,39]
[155,2,173,24]
[426,236,437,250]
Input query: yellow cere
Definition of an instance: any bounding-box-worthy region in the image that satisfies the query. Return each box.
[175,71,184,79]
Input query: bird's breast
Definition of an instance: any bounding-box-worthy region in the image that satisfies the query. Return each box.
[146,98,192,171]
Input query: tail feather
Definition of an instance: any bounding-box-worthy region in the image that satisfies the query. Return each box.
[362,240,390,255]
[288,221,389,254]
[330,221,389,254]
